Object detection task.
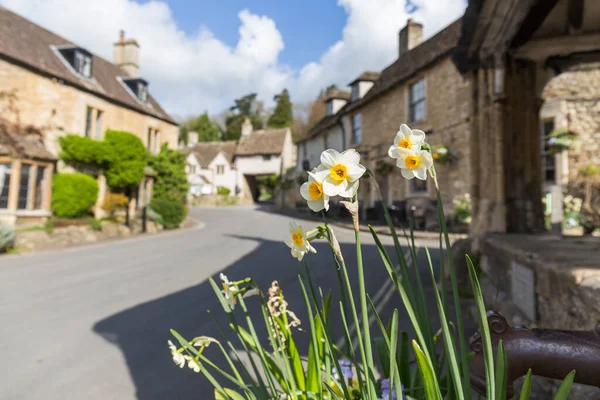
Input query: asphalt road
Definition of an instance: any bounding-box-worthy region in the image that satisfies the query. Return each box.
[0,206,458,400]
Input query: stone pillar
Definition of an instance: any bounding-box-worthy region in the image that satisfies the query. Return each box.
[7,159,21,210]
[43,164,53,211]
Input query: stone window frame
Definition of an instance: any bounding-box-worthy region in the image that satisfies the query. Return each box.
[0,157,53,213]
[540,117,558,185]
[352,113,362,145]
[407,77,427,123]
[51,45,97,83]
[216,165,225,175]
[84,105,105,140]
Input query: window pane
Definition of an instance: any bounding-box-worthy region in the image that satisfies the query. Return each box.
[18,164,31,210]
[0,163,11,209]
[353,113,362,144]
[34,167,46,209]
[410,178,427,193]
[154,131,160,153]
[85,106,93,137]
[74,52,83,74]
[326,101,333,116]
[95,110,103,140]
[147,128,152,151]
[82,56,92,77]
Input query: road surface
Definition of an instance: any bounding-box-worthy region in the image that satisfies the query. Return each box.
[0,206,454,399]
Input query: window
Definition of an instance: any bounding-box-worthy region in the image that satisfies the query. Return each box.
[123,78,149,102]
[351,84,360,102]
[147,128,152,151]
[95,110,103,140]
[18,164,31,210]
[85,106,93,138]
[326,101,333,116]
[216,165,225,175]
[34,167,46,210]
[541,120,556,183]
[263,155,272,161]
[410,178,428,194]
[153,130,160,154]
[352,113,362,144]
[409,78,426,122]
[138,81,148,102]
[0,163,11,209]
[74,51,92,77]
[302,160,310,171]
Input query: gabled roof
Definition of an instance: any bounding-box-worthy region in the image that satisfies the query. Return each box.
[349,71,381,85]
[0,6,176,125]
[297,115,339,144]
[0,119,57,161]
[344,18,463,113]
[189,141,237,167]
[324,89,351,101]
[236,128,289,156]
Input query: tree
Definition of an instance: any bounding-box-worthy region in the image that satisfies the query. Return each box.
[148,144,189,203]
[180,113,222,144]
[224,93,264,140]
[267,89,293,129]
[103,130,147,190]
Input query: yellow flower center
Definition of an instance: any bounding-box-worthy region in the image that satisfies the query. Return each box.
[329,164,348,182]
[222,282,227,291]
[398,138,412,149]
[292,232,304,247]
[404,155,421,170]
[308,182,323,200]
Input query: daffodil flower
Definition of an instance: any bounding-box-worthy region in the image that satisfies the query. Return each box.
[300,170,329,212]
[284,221,316,261]
[314,149,366,198]
[185,356,201,373]
[168,340,186,368]
[390,148,433,180]
[388,124,425,156]
[192,336,219,348]
[219,274,258,310]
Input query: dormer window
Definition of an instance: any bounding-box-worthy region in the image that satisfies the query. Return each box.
[351,85,360,102]
[326,101,333,116]
[122,78,149,102]
[57,47,93,78]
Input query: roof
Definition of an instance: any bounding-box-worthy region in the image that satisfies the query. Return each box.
[349,71,381,85]
[0,6,177,125]
[236,128,289,156]
[189,141,237,167]
[0,119,57,161]
[297,114,339,144]
[324,89,351,101]
[345,18,463,113]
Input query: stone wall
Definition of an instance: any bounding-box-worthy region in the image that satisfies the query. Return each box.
[0,58,179,158]
[354,57,472,214]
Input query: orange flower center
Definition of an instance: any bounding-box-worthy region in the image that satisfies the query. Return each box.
[398,138,412,149]
[404,155,420,170]
[308,182,323,200]
[329,164,348,182]
[292,232,304,247]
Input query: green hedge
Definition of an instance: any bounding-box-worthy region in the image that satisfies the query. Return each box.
[217,186,231,196]
[52,173,99,218]
[59,135,111,166]
[104,130,147,189]
[149,197,187,229]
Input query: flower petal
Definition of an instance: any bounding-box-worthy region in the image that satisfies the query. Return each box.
[322,177,347,197]
[219,273,227,283]
[307,171,319,182]
[420,150,433,168]
[410,129,426,144]
[400,124,412,138]
[393,131,404,146]
[401,168,415,179]
[307,199,325,212]
[313,168,330,182]
[413,167,428,180]
[346,163,366,181]
[320,149,340,168]
[300,182,311,201]
[339,179,360,198]
[284,238,294,248]
[341,149,360,165]
[388,145,401,159]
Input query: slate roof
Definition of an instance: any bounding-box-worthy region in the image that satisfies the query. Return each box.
[296,115,338,144]
[0,6,176,125]
[324,89,351,101]
[236,128,288,156]
[189,141,237,167]
[349,71,381,85]
[0,119,57,161]
[344,18,463,113]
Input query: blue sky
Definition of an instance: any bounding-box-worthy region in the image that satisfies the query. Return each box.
[1,0,467,116]
[153,0,348,69]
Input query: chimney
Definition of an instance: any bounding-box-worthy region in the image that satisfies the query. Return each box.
[241,117,253,137]
[188,132,199,147]
[113,30,140,77]
[398,18,423,57]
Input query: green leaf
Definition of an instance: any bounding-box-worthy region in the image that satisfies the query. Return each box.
[214,388,247,400]
[209,277,232,313]
[412,340,443,400]
[494,340,507,400]
[466,255,495,400]
[519,369,533,400]
[389,310,402,400]
[399,332,410,391]
[553,370,576,400]
[273,316,306,391]
[374,337,391,378]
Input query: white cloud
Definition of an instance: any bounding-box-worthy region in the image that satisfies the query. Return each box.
[0,0,466,117]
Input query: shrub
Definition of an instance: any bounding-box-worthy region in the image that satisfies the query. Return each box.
[88,218,103,231]
[148,144,189,203]
[59,135,111,166]
[216,186,231,196]
[103,130,147,189]
[0,222,15,250]
[52,173,98,218]
[102,193,129,218]
[453,193,472,225]
[149,197,187,229]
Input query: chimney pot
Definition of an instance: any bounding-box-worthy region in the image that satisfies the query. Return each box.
[241,117,253,137]
[113,31,140,77]
[119,30,125,43]
[398,18,423,57]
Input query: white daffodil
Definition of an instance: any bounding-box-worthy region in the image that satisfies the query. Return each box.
[168,340,186,368]
[284,221,316,261]
[220,273,239,310]
[193,336,219,348]
[300,170,329,212]
[390,148,434,180]
[185,356,201,373]
[388,124,426,157]
[314,149,366,198]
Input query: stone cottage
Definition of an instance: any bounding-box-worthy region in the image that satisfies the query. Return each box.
[0,6,179,222]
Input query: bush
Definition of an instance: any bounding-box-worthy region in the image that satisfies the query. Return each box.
[52,173,98,218]
[88,218,103,231]
[149,197,187,229]
[59,135,111,166]
[0,222,15,250]
[102,193,129,218]
[216,186,231,196]
[103,130,147,189]
[148,144,189,203]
